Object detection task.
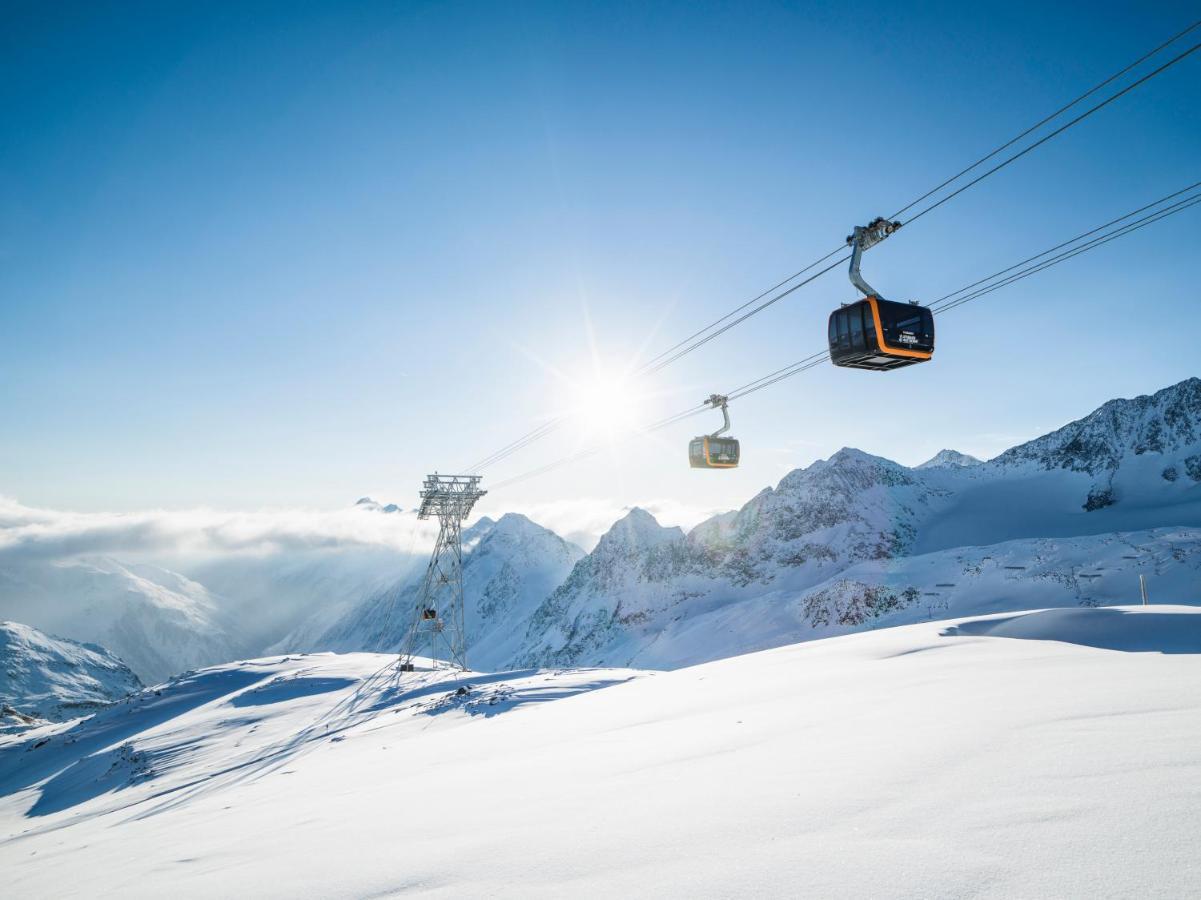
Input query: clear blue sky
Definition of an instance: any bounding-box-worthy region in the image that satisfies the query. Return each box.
[2,0,1198,527]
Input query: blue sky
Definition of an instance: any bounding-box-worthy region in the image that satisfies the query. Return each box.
[2,0,1199,530]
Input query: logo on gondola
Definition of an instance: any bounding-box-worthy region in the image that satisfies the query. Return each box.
[897,332,917,344]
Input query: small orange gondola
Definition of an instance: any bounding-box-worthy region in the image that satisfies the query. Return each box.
[689,394,740,469]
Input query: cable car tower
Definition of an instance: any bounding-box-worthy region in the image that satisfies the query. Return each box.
[399,474,486,673]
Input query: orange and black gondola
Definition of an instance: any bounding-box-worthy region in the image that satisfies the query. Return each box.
[828,296,933,370]
[689,394,740,469]
[830,217,934,371]
[688,434,740,468]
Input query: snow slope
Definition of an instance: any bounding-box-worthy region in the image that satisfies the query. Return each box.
[2,606,1200,898]
[0,622,141,726]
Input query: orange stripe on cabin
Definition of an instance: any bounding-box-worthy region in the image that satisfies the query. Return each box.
[866,296,933,360]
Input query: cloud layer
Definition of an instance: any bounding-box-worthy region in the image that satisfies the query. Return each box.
[0,497,439,563]
[0,494,728,564]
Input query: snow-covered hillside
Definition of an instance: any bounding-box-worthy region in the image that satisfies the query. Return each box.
[518,523,1201,669]
[515,379,1201,669]
[0,559,247,685]
[305,513,584,670]
[3,606,1200,897]
[0,622,141,727]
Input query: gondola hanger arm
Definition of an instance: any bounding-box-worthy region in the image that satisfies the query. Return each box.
[705,393,732,437]
[846,217,901,300]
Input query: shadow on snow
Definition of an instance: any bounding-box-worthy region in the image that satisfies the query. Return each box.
[4,659,633,824]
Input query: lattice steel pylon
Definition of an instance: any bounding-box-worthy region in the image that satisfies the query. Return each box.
[399,474,486,672]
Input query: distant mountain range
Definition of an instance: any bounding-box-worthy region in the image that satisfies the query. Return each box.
[0,559,248,685]
[1,621,141,729]
[1,377,1198,687]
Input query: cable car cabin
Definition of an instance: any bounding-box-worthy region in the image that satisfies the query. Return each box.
[828,297,934,371]
[689,435,740,469]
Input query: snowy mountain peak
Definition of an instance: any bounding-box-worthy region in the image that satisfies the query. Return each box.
[354,497,403,513]
[917,449,982,470]
[462,516,497,545]
[490,512,543,536]
[477,513,580,555]
[780,447,914,495]
[808,447,905,474]
[595,507,685,554]
[0,621,142,725]
[993,377,1201,475]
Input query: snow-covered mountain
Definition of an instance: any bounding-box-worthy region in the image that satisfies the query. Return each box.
[993,376,1201,475]
[354,497,404,514]
[300,513,584,670]
[513,379,1201,669]
[512,447,952,668]
[915,378,1201,551]
[4,606,1201,897]
[916,448,981,469]
[0,621,141,727]
[2,378,1198,680]
[0,559,247,685]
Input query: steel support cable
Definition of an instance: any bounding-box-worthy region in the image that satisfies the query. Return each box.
[933,192,1201,314]
[467,419,562,473]
[637,254,851,376]
[723,348,830,398]
[632,245,848,375]
[469,253,847,474]
[932,193,1201,315]
[744,193,1201,403]
[713,193,1201,407]
[486,189,1201,493]
[639,20,1201,381]
[464,28,1201,476]
[901,39,1201,228]
[467,250,848,474]
[487,404,711,491]
[932,191,1201,313]
[747,194,1201,399]
[887,18,1201,221]
[926,181,1201,311]
[728,355,830,402]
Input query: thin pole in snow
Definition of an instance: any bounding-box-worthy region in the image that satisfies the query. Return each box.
[1139,574,1149,606]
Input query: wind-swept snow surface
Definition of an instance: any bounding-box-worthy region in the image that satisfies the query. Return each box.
[3,606,1201,898]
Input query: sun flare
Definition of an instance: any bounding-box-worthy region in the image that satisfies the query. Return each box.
[560,367,645,443]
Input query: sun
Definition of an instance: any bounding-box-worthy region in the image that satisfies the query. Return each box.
[561,366,644,443]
